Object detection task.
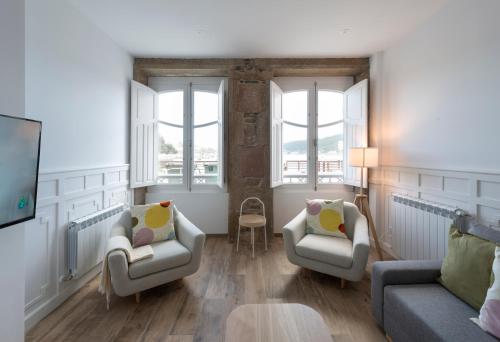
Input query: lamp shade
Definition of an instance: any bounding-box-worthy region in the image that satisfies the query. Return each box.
[349,147,378,168]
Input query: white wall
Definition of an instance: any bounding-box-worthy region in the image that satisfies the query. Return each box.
[0,0,26,340]
[372,0,500,172]
[26,0,133,172]
[146,192,229,234]
[23,0,134,330]
[369,0,500,257]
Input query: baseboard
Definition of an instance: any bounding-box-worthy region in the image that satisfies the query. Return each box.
[25,265,101,332]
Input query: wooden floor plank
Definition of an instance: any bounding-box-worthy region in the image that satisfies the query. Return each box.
[164,335,194,342]
[27,236,388,342]
[141,284,189,341]
[26,280,97,341]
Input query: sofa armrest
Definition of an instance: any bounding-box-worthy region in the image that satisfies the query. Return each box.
[282,209,307,263]
[110,221,128,238]
[108,248,129,273]
[174,208,206,256]
[106,223,131,290]
[371,260,442,326]
[283,209,307,246]
[350,214,370,280]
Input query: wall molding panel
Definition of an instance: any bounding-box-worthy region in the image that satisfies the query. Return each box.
[369,166,500,259]
[24,165,131,330]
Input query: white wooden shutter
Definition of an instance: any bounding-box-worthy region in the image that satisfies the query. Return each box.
[217,80,225,188]
[343,79,368,187]
[130,80,159,188]
[270,80,283,188]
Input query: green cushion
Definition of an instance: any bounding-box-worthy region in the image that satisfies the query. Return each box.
[438,228,496,310]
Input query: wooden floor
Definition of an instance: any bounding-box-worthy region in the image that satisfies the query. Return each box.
[27,236,388,342]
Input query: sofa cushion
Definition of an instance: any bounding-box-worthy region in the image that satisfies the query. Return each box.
[128,240,191,279]
[438,228,496,310]
[475,246,500,339]
[131,201,176,247]
[384,284,497,342]
[305,199,347,239]
[295,234,353,268]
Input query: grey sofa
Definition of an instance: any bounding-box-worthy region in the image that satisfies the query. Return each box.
[372,218,500,342]
[283,202,370,283]
[107,206,205,297]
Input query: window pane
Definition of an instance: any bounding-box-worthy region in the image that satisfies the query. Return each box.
[283,91,308,125]
[193,123,219,185]
[318,90,343,125]
[194,91,218,126]
[282,123,308,184]
[158,123,183,184]
[318,122,343,184]
[159,91,183,125]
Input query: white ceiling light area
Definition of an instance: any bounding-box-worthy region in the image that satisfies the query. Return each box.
[70,0,449,58]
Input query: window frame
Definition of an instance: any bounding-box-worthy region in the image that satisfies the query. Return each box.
[148,77,227,193]
[272,77,354,191]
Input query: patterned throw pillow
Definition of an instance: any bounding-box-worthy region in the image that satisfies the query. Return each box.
[473,246,500,339]
[131,201,176,247]
[305,199,347,239]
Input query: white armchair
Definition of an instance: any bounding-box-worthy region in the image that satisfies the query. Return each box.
[282,202,370,286]
[106,206,205,297]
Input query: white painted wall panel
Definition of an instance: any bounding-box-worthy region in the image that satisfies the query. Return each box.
[369,166,500,259]
[25,165,131,330]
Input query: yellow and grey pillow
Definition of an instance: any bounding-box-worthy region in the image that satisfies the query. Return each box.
[305,199,347,239]
[131,201,176,247]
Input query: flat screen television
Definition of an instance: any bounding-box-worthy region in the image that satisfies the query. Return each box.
[0,114,42,229]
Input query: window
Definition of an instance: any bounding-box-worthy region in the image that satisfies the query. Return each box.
[158,91,184,184]
[270,78,368,189]
[317,90,344,184]
[282,90,309,183]
[192,90,220,185]
[130,78,226,191]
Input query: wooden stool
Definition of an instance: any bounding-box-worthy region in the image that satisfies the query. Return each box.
[236,197,267,258]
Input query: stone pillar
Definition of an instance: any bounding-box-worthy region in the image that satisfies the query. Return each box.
[228,60,273,242]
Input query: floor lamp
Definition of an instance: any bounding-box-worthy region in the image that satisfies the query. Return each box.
[349,147,384,260]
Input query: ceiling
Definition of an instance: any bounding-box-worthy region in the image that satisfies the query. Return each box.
[70,0,449,58]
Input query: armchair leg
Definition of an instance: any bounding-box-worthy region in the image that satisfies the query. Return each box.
[236,225,241,252]
[135,292,141,303]
[264,225,268,251]
[251,227,255,258]
[340,278,347,289]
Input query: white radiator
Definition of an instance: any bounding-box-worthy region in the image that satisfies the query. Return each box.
[67,204,125,279]
[390,194,465,260]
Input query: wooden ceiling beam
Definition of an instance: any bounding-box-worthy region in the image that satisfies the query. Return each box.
[134,57,369,79]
